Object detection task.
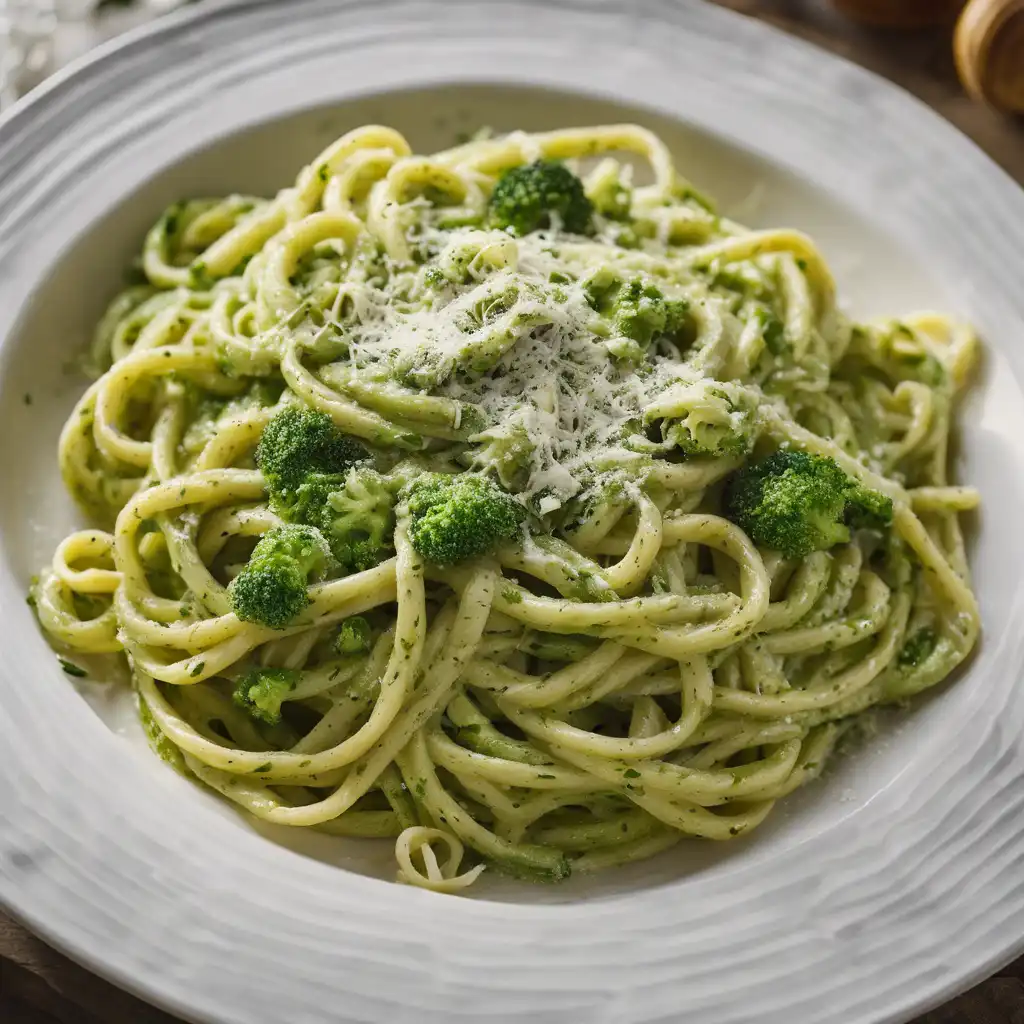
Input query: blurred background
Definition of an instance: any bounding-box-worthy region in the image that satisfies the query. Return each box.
[0,0,197,108]
[1,0,1022,120]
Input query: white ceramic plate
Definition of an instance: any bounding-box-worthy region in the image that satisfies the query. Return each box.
[2,2,1024,1022]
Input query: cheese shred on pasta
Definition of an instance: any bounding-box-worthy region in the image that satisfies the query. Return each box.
[34,124,980,891]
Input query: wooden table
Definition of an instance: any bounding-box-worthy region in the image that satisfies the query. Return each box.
[2,2,1023,1022]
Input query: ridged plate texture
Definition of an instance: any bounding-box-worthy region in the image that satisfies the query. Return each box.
[0,2,1023,1023]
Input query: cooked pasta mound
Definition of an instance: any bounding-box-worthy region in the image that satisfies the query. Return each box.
[33,124,980,892]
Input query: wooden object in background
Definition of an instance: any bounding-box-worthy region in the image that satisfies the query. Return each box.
[832,0,966,27]
[955,0,1024,111]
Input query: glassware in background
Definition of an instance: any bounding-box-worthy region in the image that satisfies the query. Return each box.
[0,0,194,111]
[0,0,57,109]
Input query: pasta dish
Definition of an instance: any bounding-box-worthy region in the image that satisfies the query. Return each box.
[32,124,981,893]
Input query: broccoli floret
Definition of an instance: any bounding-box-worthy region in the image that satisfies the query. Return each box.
[232,667,299,725]
[643,380,756,458]
[334,615,373,654]
[256,406,366,514]
[585,271,689,359]
[487,160,593,236]
[611,279,688,347]
[406,473,525,566]
[320,466,396,573]
[724,450,893,558]
[897,627,938,668]
[846,487,896,530]
[228,524,331,628]
[280,472,338,528]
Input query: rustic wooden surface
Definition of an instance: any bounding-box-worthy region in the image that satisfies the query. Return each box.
[2,2,1023,1022]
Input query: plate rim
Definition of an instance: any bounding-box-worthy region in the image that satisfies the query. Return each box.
[1,2,1023,1023]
